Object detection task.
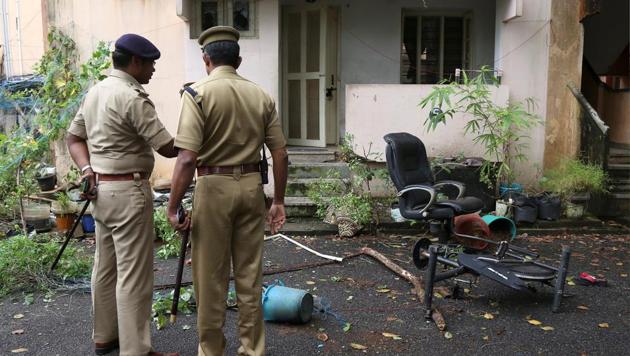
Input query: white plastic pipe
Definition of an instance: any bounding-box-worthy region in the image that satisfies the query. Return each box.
[265,233,343,262]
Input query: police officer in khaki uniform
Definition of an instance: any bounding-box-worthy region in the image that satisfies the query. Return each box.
[66,34,179,356]
[167,26,288,356]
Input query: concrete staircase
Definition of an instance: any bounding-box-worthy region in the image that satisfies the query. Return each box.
[284,147,349,221]
[277,147,346,235]
[607,145,630,219]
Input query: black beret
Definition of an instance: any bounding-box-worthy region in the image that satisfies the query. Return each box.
[114,33,161,60]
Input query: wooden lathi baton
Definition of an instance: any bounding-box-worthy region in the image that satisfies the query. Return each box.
[170,206,190,324]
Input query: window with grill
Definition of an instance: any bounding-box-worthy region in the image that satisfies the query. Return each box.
[401,12,471,84]
[190,0,257,39]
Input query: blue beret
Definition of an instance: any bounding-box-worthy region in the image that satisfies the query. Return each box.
[114,34,161,60]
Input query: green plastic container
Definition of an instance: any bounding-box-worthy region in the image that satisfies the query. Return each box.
[481,214,517,241]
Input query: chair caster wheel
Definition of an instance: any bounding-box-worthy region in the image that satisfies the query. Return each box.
[412,238,432,270]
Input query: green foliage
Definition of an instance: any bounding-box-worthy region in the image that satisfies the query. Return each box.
[154,207,181,260]
[0,28,110,218]
[0,234,92,297]
[152,287,195,330]
[419,66,541,189]
[540,159,608,202]
[307,133,392,227]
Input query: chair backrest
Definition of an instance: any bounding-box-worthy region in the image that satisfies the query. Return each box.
[384,132,434,190]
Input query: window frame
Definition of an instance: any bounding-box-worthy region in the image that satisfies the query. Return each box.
[400,9,472,84]
[190,0,258,39]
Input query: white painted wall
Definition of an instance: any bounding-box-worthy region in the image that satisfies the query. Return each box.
[494,0,551,183]
[0,0,45,77]
[329,0,496,137]
[346,84,509,160]
[45,0,280,179]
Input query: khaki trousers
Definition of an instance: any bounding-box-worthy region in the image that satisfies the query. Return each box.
[192,172,266,356]
[91,178,154,356]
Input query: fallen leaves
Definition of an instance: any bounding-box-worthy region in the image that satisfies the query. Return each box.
[11,329,25,335]
[382,332,402,340]
[350,343,367,350]
[483,312,494,320]
[376,288,391,293]
[11,349,28,353]
[343,323,352,332]
[317,333,329,342]
[598,323,610,328]
[577,305,589,310]
[540,326,555,331]
[527,319,542,326]
[13,314,24,319]
[306,281,316,285]
[444,331,453,339]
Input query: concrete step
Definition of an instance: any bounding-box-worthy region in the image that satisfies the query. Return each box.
[288,162,350,179]
[609,184,630,193]
[607,163,630,178]
[608,156,630,165]
[288,149,336,163]
[286,177,345,197]
[609,147,630,156]
[284,196,317,217]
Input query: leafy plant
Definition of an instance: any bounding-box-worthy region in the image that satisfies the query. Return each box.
[307,133,392,229]
[0,234,92,296]
[0,28,110,220]
[419,66,541,190]
[540,159,608,204]
[154,207,181,259]
[152,287,195,330]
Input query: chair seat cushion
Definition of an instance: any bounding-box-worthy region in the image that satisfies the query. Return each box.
[435,196,484,215]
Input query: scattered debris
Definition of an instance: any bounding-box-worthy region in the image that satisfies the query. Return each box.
[359,247,447,331]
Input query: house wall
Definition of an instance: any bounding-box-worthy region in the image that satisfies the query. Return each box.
[44,0,280,180]
[494,0,551,183]
[0,0,45,78]
[543,0,583,170]
[345,84,509,159]
[321,0,497,138]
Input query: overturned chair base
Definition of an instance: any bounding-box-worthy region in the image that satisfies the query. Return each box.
[422,243,571,317]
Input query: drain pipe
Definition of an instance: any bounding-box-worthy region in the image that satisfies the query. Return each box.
[15,0,22,75]
[1,0,12,79]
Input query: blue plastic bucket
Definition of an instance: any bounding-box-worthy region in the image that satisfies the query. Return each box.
[262,282,313,324]
[81,214,95,233]
[481,214,517,241]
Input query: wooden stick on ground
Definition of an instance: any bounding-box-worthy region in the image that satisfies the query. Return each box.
[360,247,447,331]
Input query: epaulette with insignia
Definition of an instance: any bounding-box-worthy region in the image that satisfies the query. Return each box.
[180,82,203,111]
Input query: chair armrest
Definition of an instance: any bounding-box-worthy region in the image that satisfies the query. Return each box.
[433,180,466,199]
[397,185,437,217]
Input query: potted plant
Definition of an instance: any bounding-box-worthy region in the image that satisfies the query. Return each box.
[419,66,541,206]
[52,191,77,231]
[36,165,57,192]
[540,159,608,218]
[307,134,392,237]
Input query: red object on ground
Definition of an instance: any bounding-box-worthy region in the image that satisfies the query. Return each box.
[453,213,491,250]
[577,272,608,286]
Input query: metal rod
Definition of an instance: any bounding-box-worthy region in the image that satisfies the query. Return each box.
[552,246,571,312]
[424,245,439,320]
[50,201,90,273]
[170,206,190,324]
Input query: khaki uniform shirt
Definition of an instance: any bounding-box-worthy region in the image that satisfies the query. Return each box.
[68,69,172,174]
[175,66,286,166]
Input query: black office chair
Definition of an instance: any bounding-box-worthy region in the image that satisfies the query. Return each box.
[383,133,571,315]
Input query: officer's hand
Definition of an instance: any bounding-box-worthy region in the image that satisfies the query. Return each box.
[267,203,286,235]
[80,170,97,201]
[168,208,191,233]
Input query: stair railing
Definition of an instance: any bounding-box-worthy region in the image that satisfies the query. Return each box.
[568,82,610,170]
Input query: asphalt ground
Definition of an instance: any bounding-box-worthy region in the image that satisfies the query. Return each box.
[1,232,629,355]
